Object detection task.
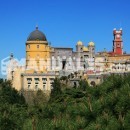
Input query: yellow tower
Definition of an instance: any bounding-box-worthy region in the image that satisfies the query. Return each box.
[26,26,51,73]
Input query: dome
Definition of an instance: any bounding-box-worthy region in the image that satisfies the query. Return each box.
[83,46,89,52]
[77,41,83,46]
[27,26,47,41]
[88,41,95,46]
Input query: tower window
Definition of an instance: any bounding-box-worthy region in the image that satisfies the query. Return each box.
[28,55,30,59]
[37,45,39,48]
[28,45,30,49]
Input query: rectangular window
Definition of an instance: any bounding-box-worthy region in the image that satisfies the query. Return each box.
[27,78,32,84]
[50,78,54,81]
[42,78,47,84]
[42,78,47,81]
[34,78,39,84]
[50,78,54,84]
[27,78,32,81]
[43,85,46,90]
[34,78,39,81]
[37,45,39,48]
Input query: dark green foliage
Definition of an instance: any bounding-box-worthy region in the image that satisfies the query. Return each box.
[0,80,27,130]
[79,79,89,91]
[60,76,68,81]
[33,89,48,107]
[50,78,62,101]
[1,75,130,130]
[0,85,25,105]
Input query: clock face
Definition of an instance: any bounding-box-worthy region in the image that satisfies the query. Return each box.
[116,34,120,38]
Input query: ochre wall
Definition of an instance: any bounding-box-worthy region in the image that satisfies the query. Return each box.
[26,41,51,73]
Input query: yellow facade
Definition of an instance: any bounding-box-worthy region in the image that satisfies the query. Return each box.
[26,40,51,73]
[83,46,89,52]
[22,73,55,93]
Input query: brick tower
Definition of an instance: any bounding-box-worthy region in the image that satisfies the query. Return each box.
[113,28,123,55]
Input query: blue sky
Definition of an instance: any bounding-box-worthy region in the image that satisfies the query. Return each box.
[0,0,130,77]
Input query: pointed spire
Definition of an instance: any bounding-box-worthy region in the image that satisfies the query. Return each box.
[10,53,14,60]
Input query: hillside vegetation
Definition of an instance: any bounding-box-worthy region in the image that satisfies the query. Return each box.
[0,75,130,130]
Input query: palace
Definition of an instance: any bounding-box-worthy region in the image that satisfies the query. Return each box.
[7,27,130,92]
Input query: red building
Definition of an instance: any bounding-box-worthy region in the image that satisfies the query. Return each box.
[109,28,123,56]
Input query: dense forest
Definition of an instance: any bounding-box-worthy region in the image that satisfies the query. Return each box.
[0,75,130,130]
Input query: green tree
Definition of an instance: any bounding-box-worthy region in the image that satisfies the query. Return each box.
[50,78,62,100]
[0,79,27,130]
[79,79,89,91]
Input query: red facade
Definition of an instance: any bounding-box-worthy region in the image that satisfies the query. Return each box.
[112,28,123,55]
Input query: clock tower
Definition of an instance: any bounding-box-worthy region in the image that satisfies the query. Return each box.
[113,28,123,55]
